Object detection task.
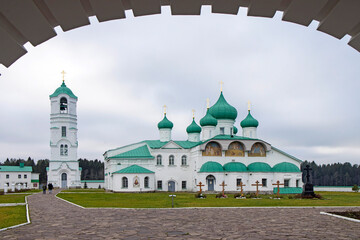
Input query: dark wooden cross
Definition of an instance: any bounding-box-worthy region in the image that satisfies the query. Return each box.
[304,165,312,183]
[237,181,246,197]
[197,182,205,194]
[251,180,263,197]
[272,180,284,197]
[219,181,227,196]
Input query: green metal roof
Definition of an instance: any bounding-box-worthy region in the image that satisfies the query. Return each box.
[113,165,154,174]
[199,161,224,172]
[233,126,238,134]
[210,135,255,141]
[200,109,218,126]
[49,82,78,99]
[223,162,247,172]
[272,162,301,172]
[31,179,39,183]
[186,118,202,133]
[273,187,302,194]
[0,166,32,172]
[140,140,202,149]
[81,180,104,183]
[109,145,154,159]
[157,113,174,129]
[209,92,237,120]
[247,162,272,172]
[240,110,259,128]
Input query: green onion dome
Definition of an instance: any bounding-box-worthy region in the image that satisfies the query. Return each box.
[240,110,259,128]
[233,126,238,134]
[199,161,224,172]
[272,162,301,172]
[157,113,173,129]
[209,92,237,120]
[50,81,78,99]
[200,109,218,127]
[186,118,201,133]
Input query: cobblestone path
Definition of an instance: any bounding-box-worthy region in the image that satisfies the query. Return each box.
[0,190,359,239]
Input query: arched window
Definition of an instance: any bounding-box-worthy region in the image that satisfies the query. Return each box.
[156,155,162,165]
[144,177,149,188]
[64,145,68,156]
[60,144,64,155]
[181,155,187,166]
[249,143,266,157]
[202,142,222,156]
[122,177,128,188]
[225,141,245,157]
[169,155,174,165]
[60,97,68,113]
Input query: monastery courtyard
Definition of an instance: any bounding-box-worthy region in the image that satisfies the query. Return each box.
[0,190,359,239]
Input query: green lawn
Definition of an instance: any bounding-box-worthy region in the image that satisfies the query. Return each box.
[0,206,27,229]
[61,188,105,193]
[56,191,360,208]
[0,194,28,204]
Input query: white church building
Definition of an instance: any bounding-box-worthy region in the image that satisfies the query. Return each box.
[47,80,81,188]
[104,90,303,193]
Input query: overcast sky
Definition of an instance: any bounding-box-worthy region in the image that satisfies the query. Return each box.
[0,7,359,165]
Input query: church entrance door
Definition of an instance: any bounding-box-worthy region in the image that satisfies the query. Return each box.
[61,173,67,188]
[206,175,215,191]
[168,181,175,192]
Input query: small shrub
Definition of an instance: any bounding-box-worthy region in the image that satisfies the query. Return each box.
[234,193,241,198]
[352,184,359,192]
[0,190,4,195]
[195,193,206,198]
[288,195,294,199]
[245,193,257,198]
[216,193,228,198]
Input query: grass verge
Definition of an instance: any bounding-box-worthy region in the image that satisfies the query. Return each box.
[62,189,105,193]
[0,206,27,229]
[0,194,28,204]
[56,191,360,208]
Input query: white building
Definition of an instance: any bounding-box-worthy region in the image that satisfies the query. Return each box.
[104,90,303,193]
[0,163,39,190]
[47,80,81,188]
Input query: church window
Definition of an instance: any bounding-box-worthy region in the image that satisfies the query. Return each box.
[144,177,149,188]
[62,126,66,137]
[18,174,21,179]
[236,178,242,187]
[284,179,290,187]
[60,144,64,155]
[6,174,9,179]
[181,155,187,166]
[157,180,162,190]
[203,142,222,156]
[225,141,245,157]
[169,155,174,165]
[60,97,68,113]
[156,155,162,165]
[296,179,300,188]
[64,145,68,156]
[249,143,266,157]
[24,174,27,179]
[230,127,233,135]
[182,181,186,189]
[220,127,225,135]
[262,178,267,187]
[122,177,128,188]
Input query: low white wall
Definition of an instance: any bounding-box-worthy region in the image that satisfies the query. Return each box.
[314,186,354,192]
[81,181,104,189]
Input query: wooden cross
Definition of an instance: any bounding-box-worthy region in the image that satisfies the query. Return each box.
[237,181,246,197]
[61,70,66,82]
[163,105,167,114]
[272,180,284,197]
[219,181,227,196]
[197,182,204,194]
[251,180,263,197]
[219,80,224,92]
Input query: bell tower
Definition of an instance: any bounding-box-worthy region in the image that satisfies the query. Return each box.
[47,71,81,188]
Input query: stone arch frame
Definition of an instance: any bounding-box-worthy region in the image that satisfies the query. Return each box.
[1,2,359,68]
[249,142,267,157]
[225,141,245,157]
[203,141,222,156]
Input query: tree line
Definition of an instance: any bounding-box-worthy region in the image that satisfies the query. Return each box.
[301,161,360,186]
[0,157,104,184]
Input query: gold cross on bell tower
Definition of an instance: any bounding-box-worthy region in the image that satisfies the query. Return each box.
[219,80,224,92]
[61,70,66,83]
[248,101,251,111]
[206,98,210,109]
[192,109,195,118]
[163,105,167,114]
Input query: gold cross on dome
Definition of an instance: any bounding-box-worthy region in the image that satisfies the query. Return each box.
[206,98,210,109]
[163,105,167,114]
[61,70,66,83]
[248,101,251,111]
[219,80,224,92]
[192,109,195,118]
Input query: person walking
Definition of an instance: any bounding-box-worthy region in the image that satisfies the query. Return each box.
[48,183,53,194]
[42,184,46,194]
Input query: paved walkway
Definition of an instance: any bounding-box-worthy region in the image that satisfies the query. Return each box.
[1,190,359,239]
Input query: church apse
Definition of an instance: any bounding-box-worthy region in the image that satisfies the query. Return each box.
[225,141,245,157]
[202,142,222,156]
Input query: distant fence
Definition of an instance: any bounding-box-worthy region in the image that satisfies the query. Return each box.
[314,186,354,192]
